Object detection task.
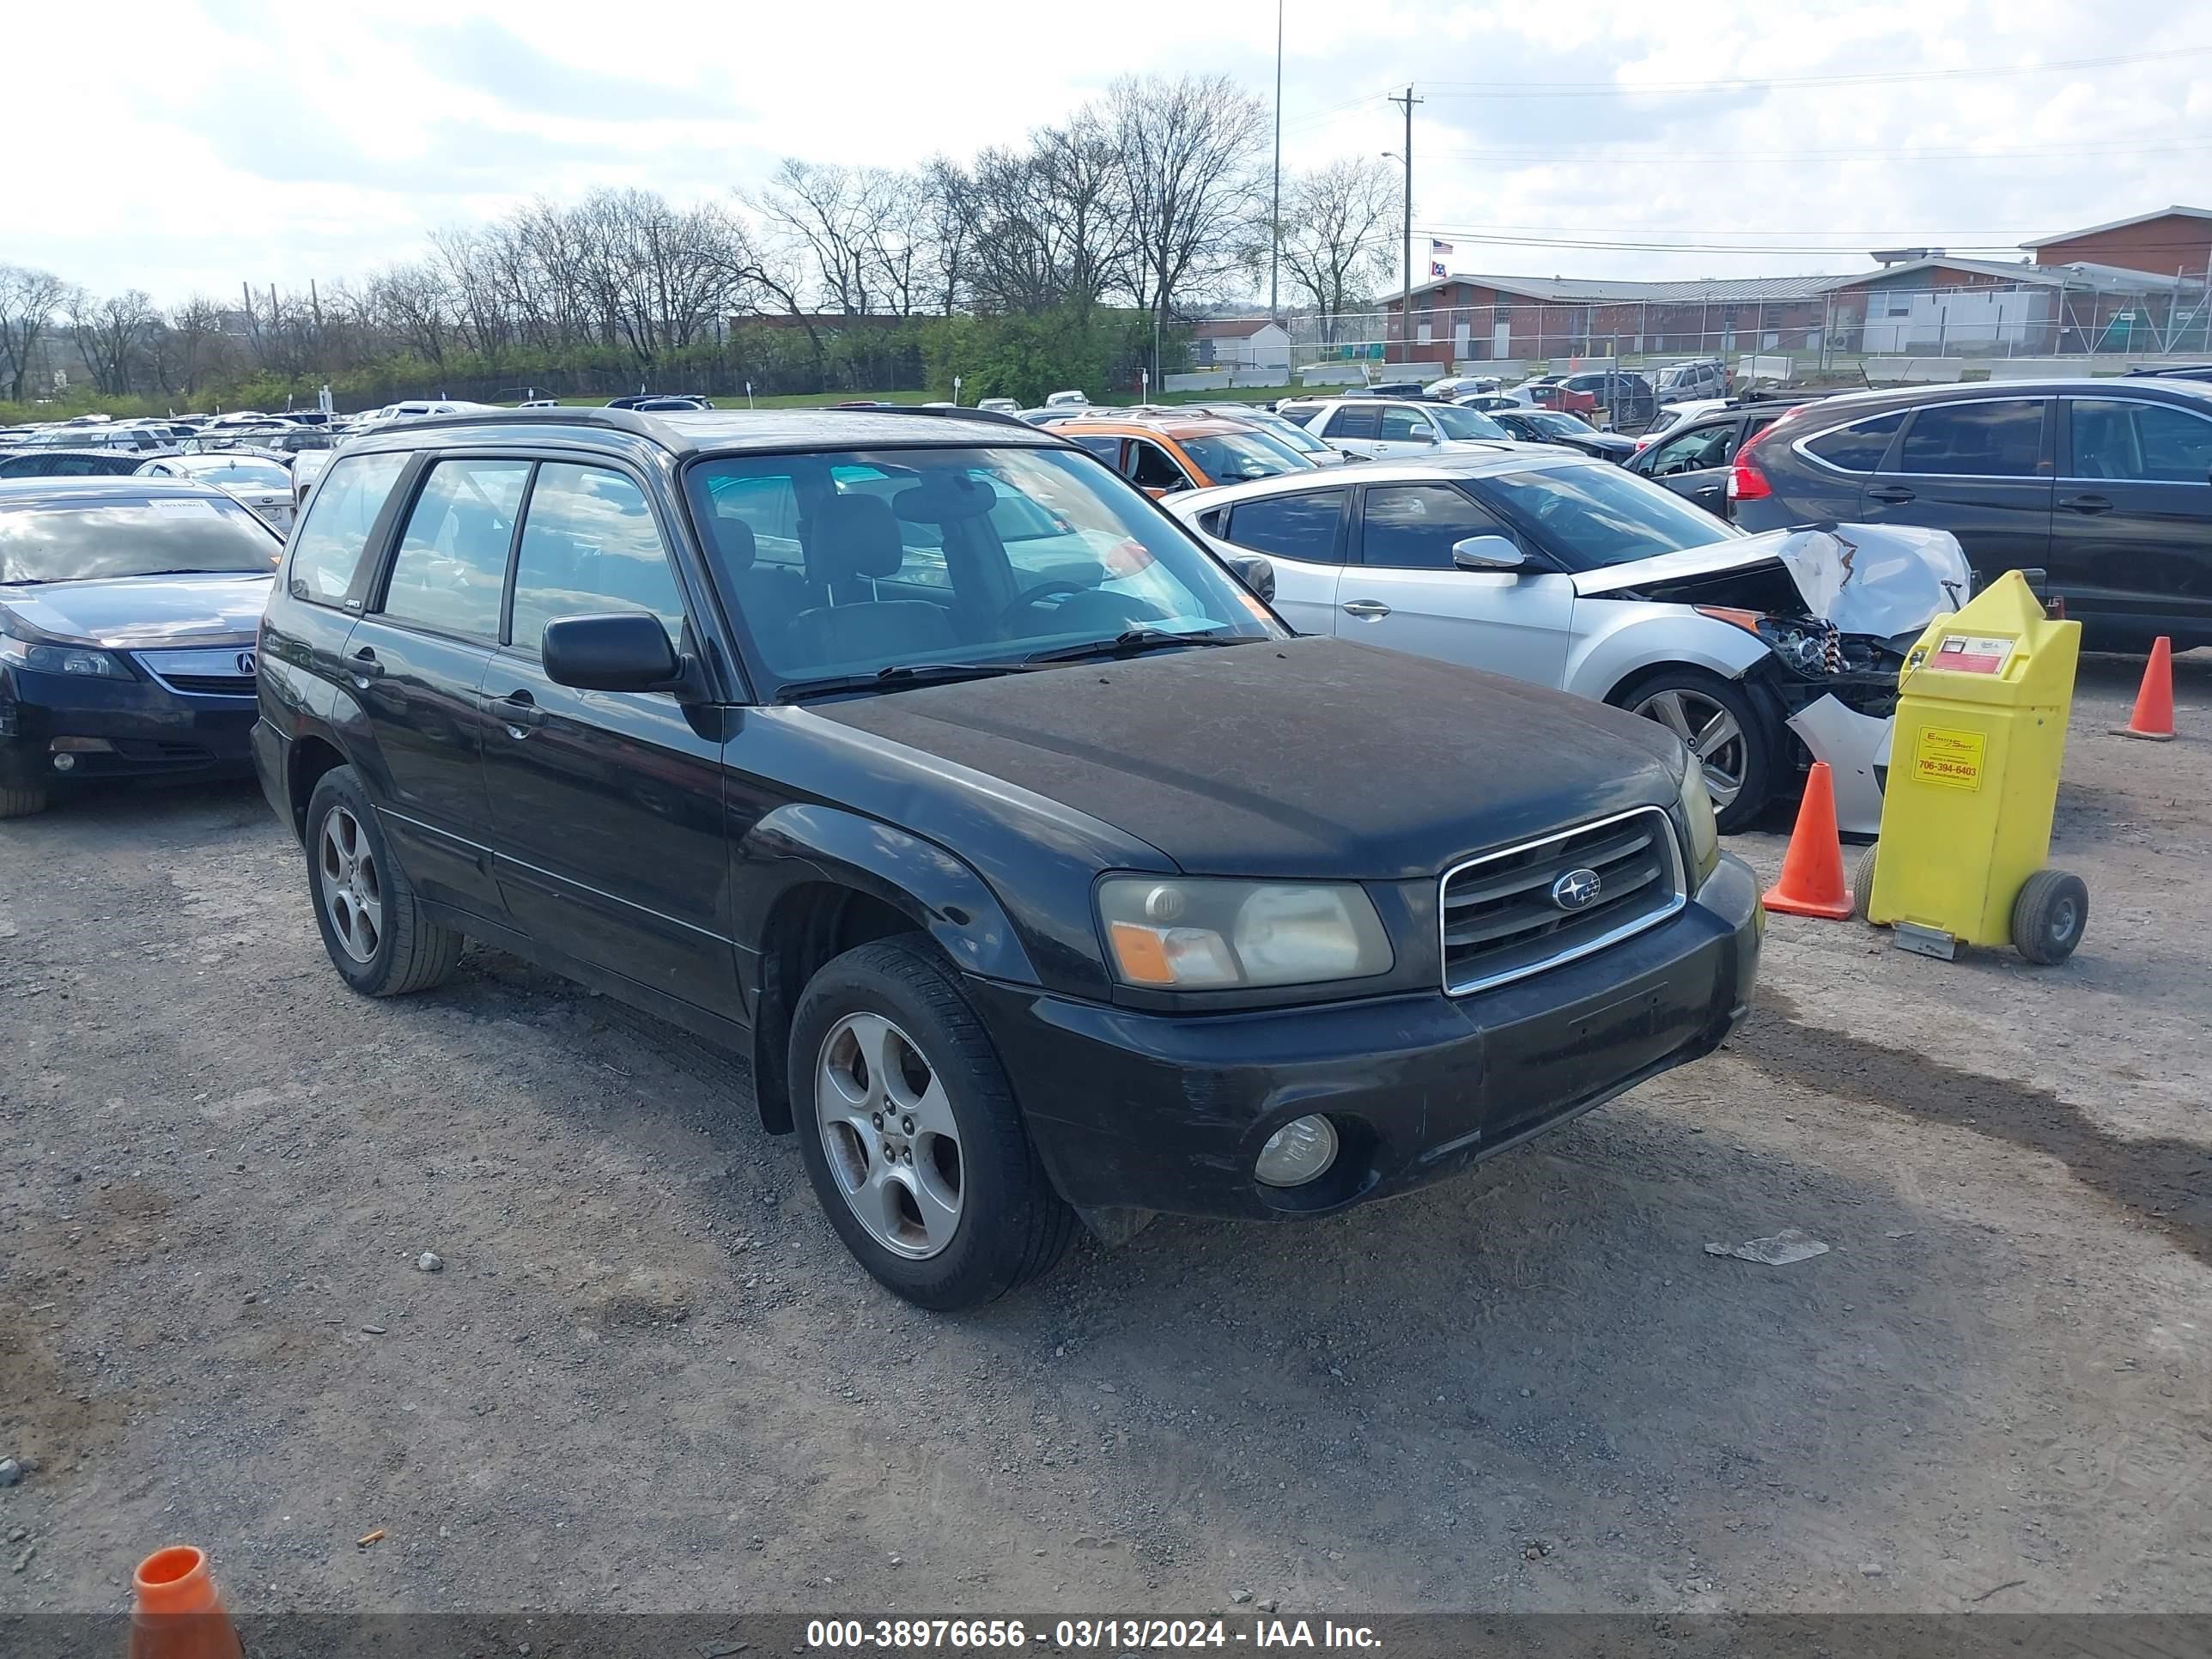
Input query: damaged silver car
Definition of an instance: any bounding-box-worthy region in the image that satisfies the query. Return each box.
[1170,452,1972,833]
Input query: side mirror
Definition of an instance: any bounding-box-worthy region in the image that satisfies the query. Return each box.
[1223,552,1276,602]
[1451,535,1526,573]
[542,612,682,693]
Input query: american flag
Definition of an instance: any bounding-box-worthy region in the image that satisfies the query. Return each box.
[1430,239,1454,255]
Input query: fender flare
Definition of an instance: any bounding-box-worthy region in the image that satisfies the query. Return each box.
[735,802,1038,987]
[1565,609,1772,705]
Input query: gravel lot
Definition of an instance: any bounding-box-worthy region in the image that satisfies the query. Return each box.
[2,651,2206,1615]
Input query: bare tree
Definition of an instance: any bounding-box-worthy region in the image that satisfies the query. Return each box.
[69,288,160,395]
[0,264,70,402]
[1279,158,1399,337]
[149,295,228,396]
[754,160,878,314]
[963,114,1131,316]
[1105,73,1268,353]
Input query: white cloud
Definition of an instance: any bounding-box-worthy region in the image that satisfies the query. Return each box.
[8,0,2209,300]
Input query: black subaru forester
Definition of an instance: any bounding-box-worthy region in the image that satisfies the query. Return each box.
[253,406,1761,1308]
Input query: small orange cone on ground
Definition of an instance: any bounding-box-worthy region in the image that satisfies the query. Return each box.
[1762,761,1855,920]
[2113,635,2177,741]
[130,1546,243,1659]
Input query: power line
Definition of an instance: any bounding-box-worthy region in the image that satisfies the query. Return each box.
[1413,44,2212,98]
[1419,227,2212,257]
[1421,139,2212,165]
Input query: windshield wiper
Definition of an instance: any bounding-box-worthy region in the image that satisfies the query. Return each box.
[775,661,1024,702]
[1020,627,1247,666]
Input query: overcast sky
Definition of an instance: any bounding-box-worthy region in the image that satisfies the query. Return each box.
[12,0,2210,306]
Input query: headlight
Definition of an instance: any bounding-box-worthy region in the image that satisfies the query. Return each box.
[0,633,133,678]
[1679,746,1720,884]
[1098,876,1394,990]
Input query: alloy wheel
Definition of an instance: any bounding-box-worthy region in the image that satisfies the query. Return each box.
[1634,687,1747,809]
[318,805,385,963]
[814,1012,964,1261]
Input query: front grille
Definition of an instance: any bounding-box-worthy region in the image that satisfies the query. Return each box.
[1440,806,1686,995]
[161,673,256,696]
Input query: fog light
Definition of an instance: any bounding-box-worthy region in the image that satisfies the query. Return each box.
[52,753,76,772]
[1255,1115,1339,1188]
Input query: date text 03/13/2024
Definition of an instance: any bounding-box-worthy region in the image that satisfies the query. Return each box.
[803,1618,1384,1650]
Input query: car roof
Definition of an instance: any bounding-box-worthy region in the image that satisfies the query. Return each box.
[0,476,235,507]
[1170,447,1601,511]
[366,404,1062,459]
[1794,376,2212,416]
[1053,416,1250,440]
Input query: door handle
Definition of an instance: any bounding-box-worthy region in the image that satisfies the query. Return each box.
[1340,599,1391,619]
[2060,493,2113,514]
[1867,485,1916,504]
[348,647,384,681]
[493,689,544,736]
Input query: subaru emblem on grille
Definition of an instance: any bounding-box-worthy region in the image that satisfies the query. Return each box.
[1550,867,1602,911]
[235,650,258,676]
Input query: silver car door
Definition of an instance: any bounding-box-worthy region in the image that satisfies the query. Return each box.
[1338,481,1573,684]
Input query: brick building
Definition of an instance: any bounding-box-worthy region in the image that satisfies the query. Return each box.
[2022,206,2212,283]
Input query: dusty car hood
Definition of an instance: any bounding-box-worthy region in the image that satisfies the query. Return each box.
[0,572,271,647]
[1572,525,1972,636]
[807,635,1685,881]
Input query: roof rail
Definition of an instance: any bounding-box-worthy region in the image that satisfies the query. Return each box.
[824,401,1039,431]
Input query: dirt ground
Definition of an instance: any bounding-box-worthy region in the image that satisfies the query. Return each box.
[1,650,2206,1617]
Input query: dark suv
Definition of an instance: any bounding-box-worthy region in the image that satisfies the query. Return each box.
[1729,378,2212,647]
[253,407,1761,1308]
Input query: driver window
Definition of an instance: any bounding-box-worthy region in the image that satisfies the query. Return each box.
[1125,441,1189,491]
[508,464,688,656]
[379,459,531,641]
[1651,424,1731,475]
[1359,484,1508,571]
[1378,405,1431,442]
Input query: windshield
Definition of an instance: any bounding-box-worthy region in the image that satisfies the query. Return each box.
[685,444,1281,692]
[1474,462,1737,569]
[1429,404,1510,441]
[179,457,291,488]
[1522,410,1595,436]
[1233,414,1327,454]
[1179,428,1311,483]
[0,496,282,584]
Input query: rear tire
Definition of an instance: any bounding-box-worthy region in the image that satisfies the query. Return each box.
[304,765,465,996]
[2010,869,2088,965]
[0,786,49,819]
[1613,666,1775,834]
[1850,843,1880,922]
[789,936,1076,1310]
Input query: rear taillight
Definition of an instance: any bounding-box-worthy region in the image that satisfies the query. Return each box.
[1728,422,1780,501]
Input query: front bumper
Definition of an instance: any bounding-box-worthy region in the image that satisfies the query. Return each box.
[973,854,1762,1221]
[0,665,257,790]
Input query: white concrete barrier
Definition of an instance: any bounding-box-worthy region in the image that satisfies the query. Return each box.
[1163,370,1234,392]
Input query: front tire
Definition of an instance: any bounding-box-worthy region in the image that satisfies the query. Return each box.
[304,765,465,996]
[789,937,1075,1310]
[0,785,49,819]
[1614,666,1775,834]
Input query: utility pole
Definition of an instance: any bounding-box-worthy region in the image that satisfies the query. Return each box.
[1269,0,1283,319]
[1388,86,1422,352]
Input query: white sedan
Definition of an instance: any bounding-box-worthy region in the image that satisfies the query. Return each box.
[135,452,298,534]
[1170,450,1970,835]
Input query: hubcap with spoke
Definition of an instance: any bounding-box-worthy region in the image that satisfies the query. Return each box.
[318,805,385,964]
[814,1011,964,1261]
[1634,687,1747,809]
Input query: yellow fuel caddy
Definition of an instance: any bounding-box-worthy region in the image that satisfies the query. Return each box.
[1860,570,2087,963]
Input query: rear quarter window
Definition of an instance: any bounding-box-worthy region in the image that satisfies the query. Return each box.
[285,451,410,607]
[1800,411,1905,474]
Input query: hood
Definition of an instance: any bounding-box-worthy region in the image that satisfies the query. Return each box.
[807,635,1683,881]
[1571,524,1971,637]
[0,572,271,647]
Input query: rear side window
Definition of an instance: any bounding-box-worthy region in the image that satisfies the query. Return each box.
[508,465,687,655]
[1897,401,2044,477]
[1224,489,1346,563]
[1322,404,1382,441]
[378,459,531,641]
[287,451,408,605]
[1800,411,1904,474]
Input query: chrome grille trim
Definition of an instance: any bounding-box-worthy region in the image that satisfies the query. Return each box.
[1439,805,1688,997]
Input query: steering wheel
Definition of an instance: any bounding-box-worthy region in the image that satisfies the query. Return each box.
[996,580,1093,628]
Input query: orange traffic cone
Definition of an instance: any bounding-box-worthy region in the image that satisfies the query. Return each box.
[1762,762,1854,920]
[129,1546,243,1659]
[2113,635,2176,741]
